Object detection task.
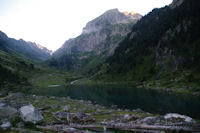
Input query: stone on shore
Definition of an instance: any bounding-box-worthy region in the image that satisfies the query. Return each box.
[19,104,43,124]
[62,105,70,112]
[0,105,17,119]
[0,121,11,130]
[164,113,194,123]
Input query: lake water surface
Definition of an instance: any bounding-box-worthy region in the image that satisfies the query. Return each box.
[32,83,200,119]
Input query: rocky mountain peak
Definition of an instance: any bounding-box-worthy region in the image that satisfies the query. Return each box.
[53,8,142,70]
[104,8,119,14]
[35,43,52,54]
[123,11,129,16]
[130,11,137,15]
[82,9,142,34]
[123,11,137,16]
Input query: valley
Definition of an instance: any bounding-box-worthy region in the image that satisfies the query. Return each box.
[0,0,200,132]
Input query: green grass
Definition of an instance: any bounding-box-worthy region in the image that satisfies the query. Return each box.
[29,70,67,88]
[136,69,200,95]
[27,66,82,87]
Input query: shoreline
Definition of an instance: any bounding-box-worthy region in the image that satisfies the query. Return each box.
[0,92,200,132]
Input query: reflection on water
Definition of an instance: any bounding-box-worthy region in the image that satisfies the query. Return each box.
[32,83,200,118]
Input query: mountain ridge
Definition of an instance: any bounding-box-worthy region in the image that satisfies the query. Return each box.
[0,30,52,62]
[50,8,142,71]
[82,8,141,34]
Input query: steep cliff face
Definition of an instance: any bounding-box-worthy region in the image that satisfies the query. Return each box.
[55,23,133,56]
[52,9,142,71]
[0,31,52,62]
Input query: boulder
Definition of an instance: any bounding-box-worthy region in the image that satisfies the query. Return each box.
[77,111,85,119]
[164,113,194,123]
[19,104,43,124]
[0,106,17,119]
[0,121,11,130]
[140,116,157,125]
[55,111,69,119]
[62,105,70,112]
[135,108,144,113]
[123,114,141,121]
[0,103,5,108]
[7,93,26,108]
[123,114,132,121]
[50,105,60,110]
[140,116,164,125]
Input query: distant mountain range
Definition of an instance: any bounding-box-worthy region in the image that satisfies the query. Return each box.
[0,31,52,62]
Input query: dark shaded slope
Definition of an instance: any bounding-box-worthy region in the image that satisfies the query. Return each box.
[106,0,200,79]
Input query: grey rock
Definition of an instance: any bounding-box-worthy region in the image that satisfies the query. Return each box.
[123,114,132,121]
[140,116,164,125]
[0,103,5,108]
[0,121,11,130]
[166,88,173,93]
[193,92,199,97]
[87,100,92,104]
[140,116,156,124]
[0,106,17,119]
[111,105,117,109]
[96,108,102,113]
[164,113,194,123]
[19,104,43,124]
[7,93,27,109]
[55,111,69,119]
[65,127,81,133]
[77,111,85,119]
[50,105,60,110]
[11,92,24,98]
[17,122,25,128]
[0,88,9,97]
[123,114,141,121]
[62,105,70,112]
[135,108,144,113]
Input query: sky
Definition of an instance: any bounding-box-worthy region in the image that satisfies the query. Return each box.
[0,0,172,51]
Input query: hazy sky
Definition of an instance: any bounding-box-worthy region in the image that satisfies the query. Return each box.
[0,0,172,51]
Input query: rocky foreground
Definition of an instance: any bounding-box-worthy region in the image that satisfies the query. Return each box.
[0,93,200,133]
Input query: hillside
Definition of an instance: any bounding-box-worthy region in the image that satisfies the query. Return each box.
[0,30,52,91]
[0,49,32,90]
[50,9,142,72]
[0,31,52,62]
[91,0,200,94]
